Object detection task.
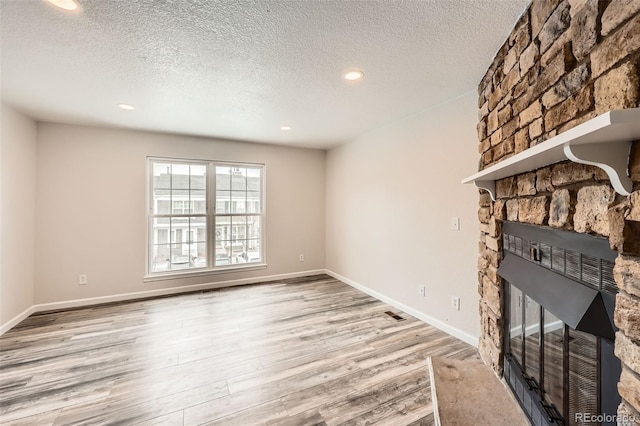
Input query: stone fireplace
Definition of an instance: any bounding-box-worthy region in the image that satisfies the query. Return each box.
[474,0,640,424]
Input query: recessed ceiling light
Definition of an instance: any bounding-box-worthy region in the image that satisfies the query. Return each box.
[280,126,292,131]
[118,103,135,111]
[44,0,79,11]
[344,70,364,81]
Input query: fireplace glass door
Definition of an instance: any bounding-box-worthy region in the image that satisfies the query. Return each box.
[543,310,564,416]
[506,282,602,425]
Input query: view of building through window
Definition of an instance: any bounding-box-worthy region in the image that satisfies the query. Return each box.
[214,166,262,266]
[149,160,263,274]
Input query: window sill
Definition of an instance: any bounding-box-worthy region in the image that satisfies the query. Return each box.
[144,263,268,282]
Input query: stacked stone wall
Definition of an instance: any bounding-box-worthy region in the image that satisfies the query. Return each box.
[476,0,640,419]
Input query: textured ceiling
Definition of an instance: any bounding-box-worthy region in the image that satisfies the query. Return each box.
[1,0,530,149]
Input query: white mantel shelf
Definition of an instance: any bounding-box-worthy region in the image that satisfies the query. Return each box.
[462,108,640,201]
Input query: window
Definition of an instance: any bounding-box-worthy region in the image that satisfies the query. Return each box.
[214,166,263,266]
[148,159,264,276]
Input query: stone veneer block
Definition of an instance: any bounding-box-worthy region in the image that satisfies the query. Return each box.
[517,172,537,196]
[515,128,530,153]
[478,207,491,224]
[551,162,594,187]
[519,101,543,126]
[493,200,507,221]
[574,185,615,236]
[569,0,598,61]
[517,196,549,225]
[479,192,493,208]
[615,292,640,341]
[477,120,487,141]
[513,48,571,115]
[567,0,588,16]
[503,46,518,75]
[479,138,491,154]
[483,275,502,315]
[540,31,573,68]
[629,191,640,221]
[479,101,489,119]
[485,235,501,252]
[487,109,499,134]
[542,63,590,109]
[489,85,503,112]
[591,16,640,78]
[617,401,640,426]
[611,220,640,257]
[549,188,573,228]
[536,167,555,192]
[506,199,519,221]
[487,216,500,237]
[615,255,640,299]
[609,199,640,256]
[531,0,564,38]
[480,243,500,268]
[491,128,503,146]
[509,12,531,55]
[496,177,517,199]
[498,105,512,127]
[544,85,594,131]
[519,42,539,77]
[601,0,640,37]
[618,367,640,413]
[502,117,519,140]
[594,61,640,115]
[616,332,640,377]
[478,336,503,375]
[538,1,571,53]
[478,253,490,272]
[529,117,544,140]
[558,110,598,135]
[485,264,500,284]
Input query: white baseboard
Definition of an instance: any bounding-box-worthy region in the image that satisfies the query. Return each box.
[0,269,326,335]
[0,305,36,335]
[325,269,479,347]
[1,269,479,347]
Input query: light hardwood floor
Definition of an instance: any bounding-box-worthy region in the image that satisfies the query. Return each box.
[0,275,477,425]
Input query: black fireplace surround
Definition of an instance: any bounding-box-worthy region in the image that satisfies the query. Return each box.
[499,222,621,426]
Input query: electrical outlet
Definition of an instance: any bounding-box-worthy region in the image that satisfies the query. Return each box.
[451,296,460,311]
[419,285,426,297]
[299,254,304,262]
[79,274,88,285]
[450,217,460,231]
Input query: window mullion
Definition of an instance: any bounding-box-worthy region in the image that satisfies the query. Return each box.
[210,161,216,269]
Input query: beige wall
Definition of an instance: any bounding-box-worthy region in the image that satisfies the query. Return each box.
[34,123,325,304]
[1,104,37,327]
[325,93,481,342]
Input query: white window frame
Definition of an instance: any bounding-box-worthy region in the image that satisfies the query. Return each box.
[145,157,266,281]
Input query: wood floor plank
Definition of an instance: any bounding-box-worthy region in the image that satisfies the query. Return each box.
[337,390,432,426]
[0,275,478,426]
[133,410,184,426]
[52,380,228,425]
[266,409,327,426]
[0,408,61,426]
[200,399,290,426]
[318,366,431,424]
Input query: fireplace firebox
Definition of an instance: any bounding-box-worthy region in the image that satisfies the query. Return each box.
[500,222,621,426]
